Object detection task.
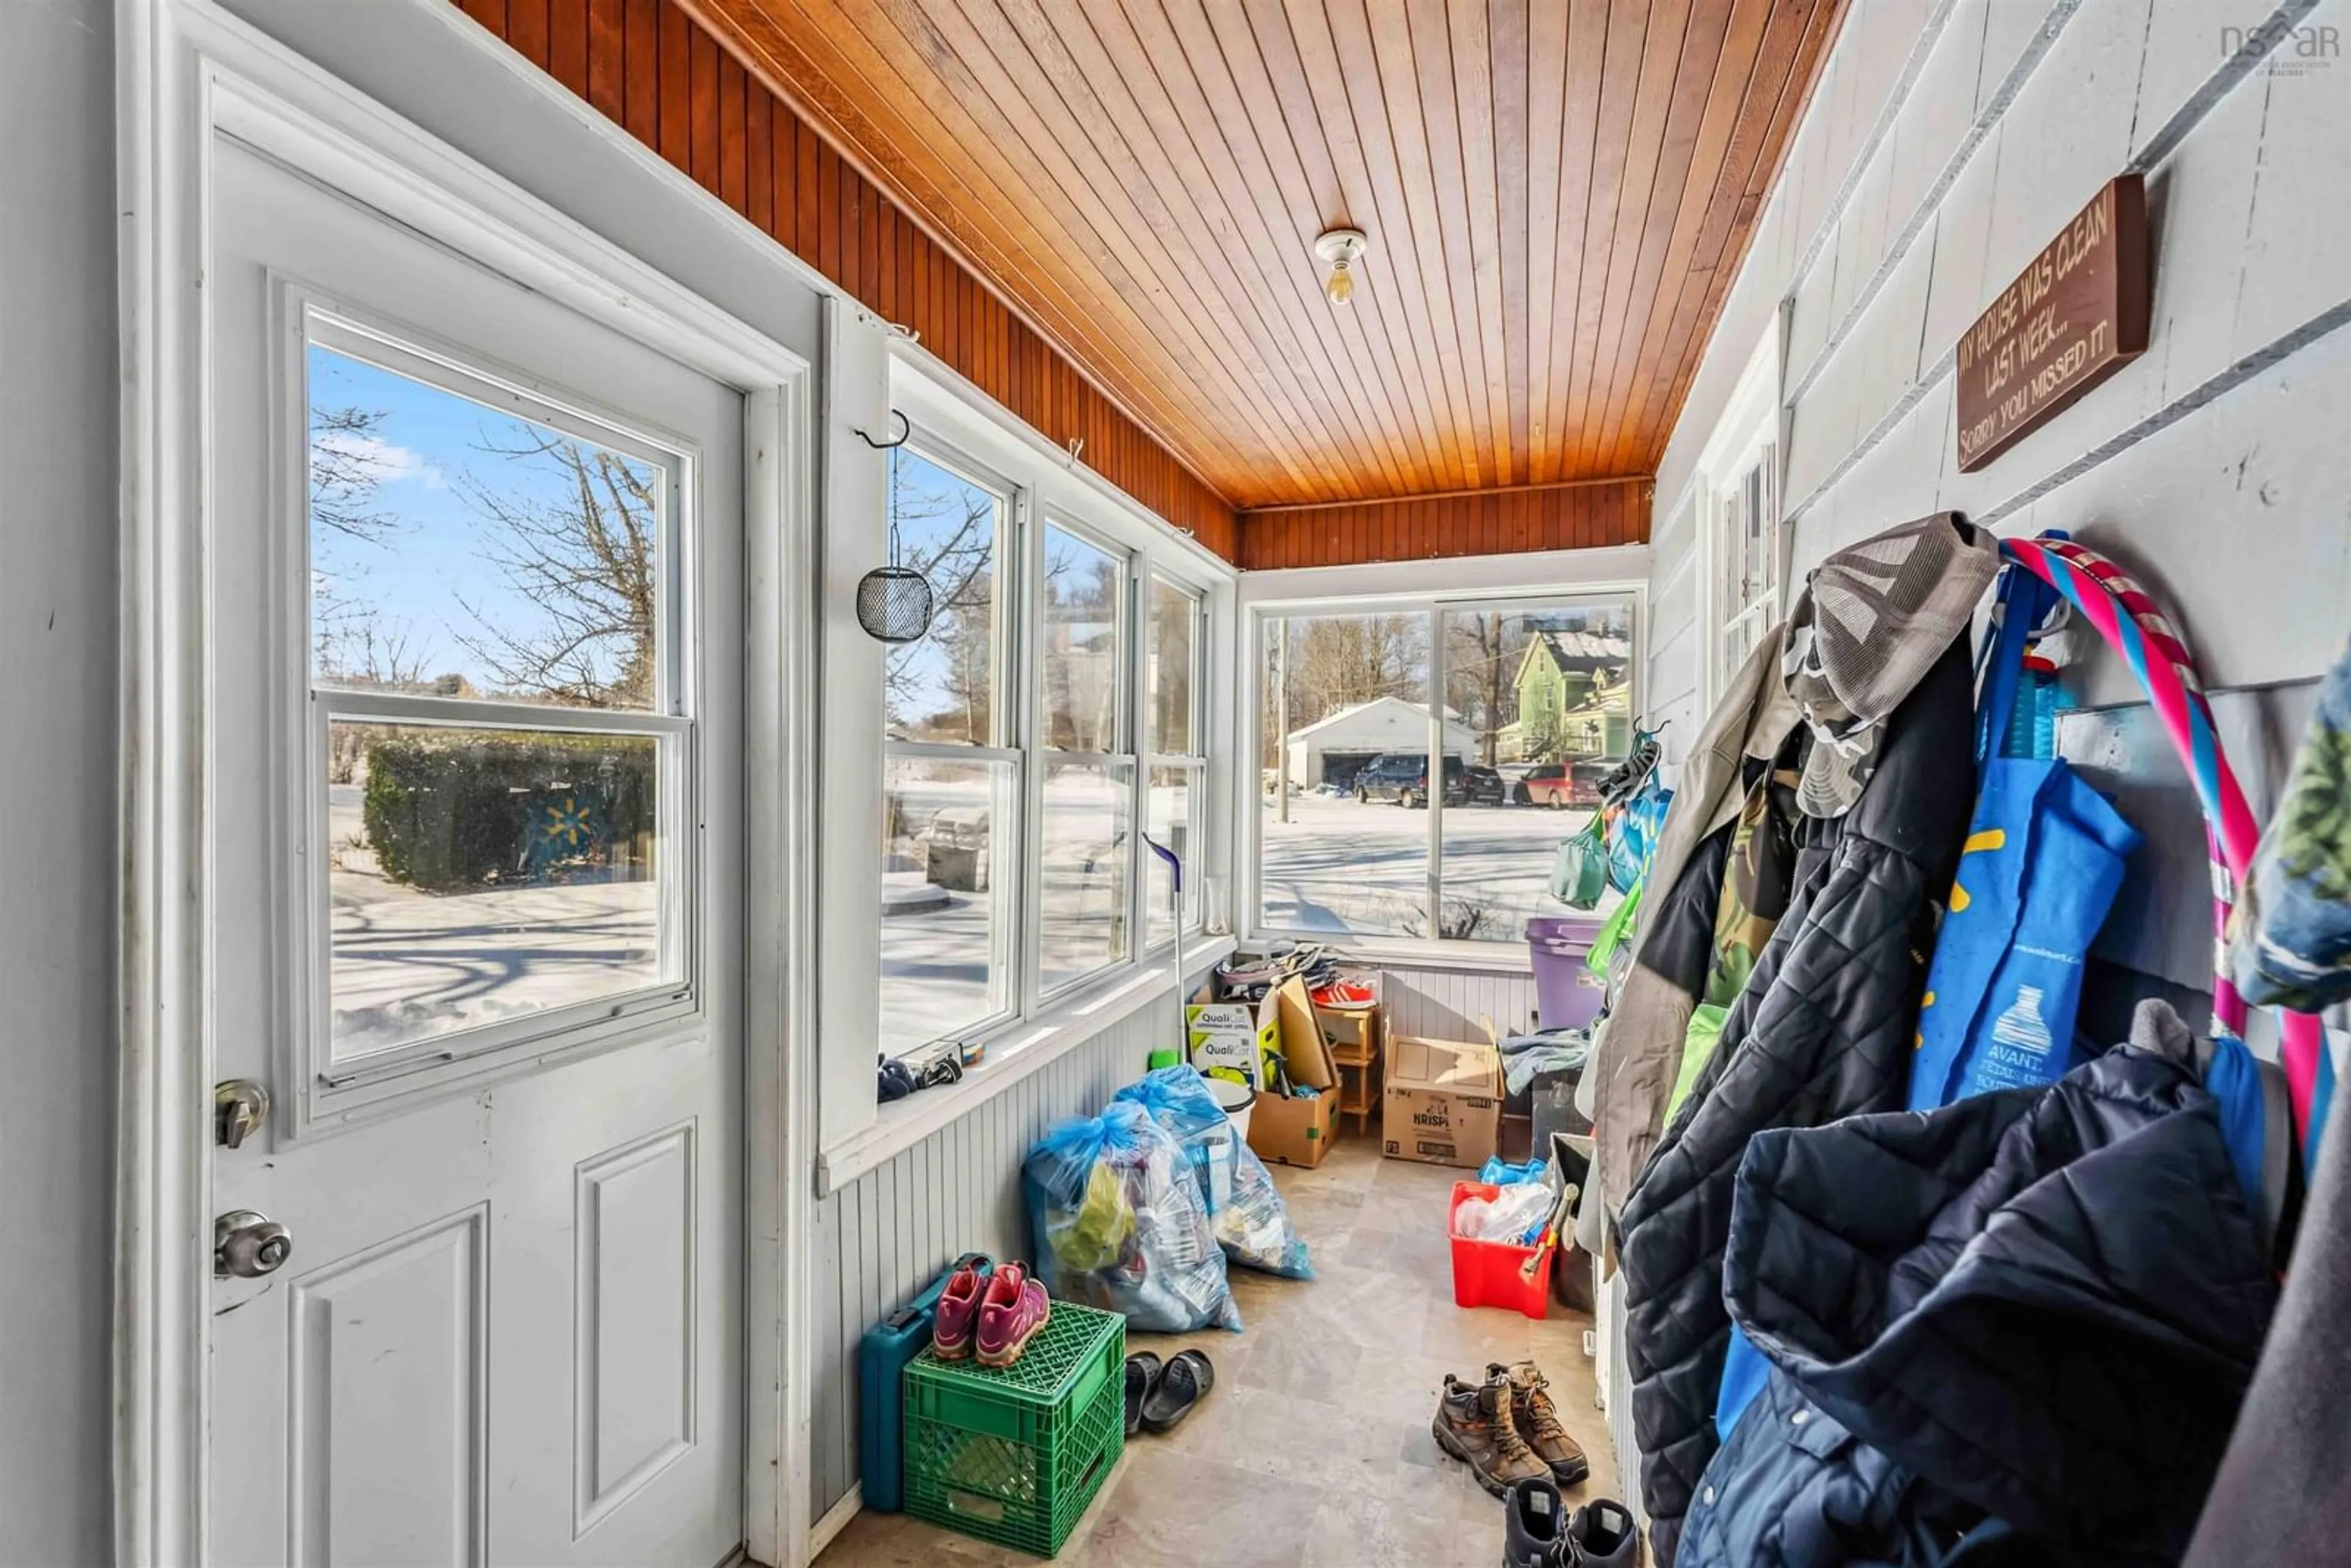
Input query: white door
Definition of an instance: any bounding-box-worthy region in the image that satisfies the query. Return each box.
[205,131,745,1568]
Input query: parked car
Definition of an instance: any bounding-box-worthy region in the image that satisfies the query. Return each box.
[1517,759,1621,808]
[1355,754,1501,808]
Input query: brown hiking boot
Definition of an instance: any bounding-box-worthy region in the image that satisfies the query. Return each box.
[1492,1360,1591,1486]
[1433,1371,1553,1496]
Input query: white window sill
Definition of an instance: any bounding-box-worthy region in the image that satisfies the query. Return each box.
[815,933,1239,1196]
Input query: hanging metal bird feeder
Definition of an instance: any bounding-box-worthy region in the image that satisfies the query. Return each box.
[858,435,936,644]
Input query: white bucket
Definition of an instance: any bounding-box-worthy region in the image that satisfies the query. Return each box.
[1207,1075,1256,1139]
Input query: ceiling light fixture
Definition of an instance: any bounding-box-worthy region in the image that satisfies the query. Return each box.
[1314,227,1367,306]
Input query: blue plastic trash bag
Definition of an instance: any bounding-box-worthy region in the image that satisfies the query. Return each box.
[1113,1066,1313,1279]
[1477,1155,1551,1188]
[1022,1100,1243,1332]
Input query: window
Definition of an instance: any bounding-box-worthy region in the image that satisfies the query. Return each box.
[1254,593,1637,947]
[1714,450,1779,682]
[1700,322,1784,702]
[1258,611,1433,937]
[304,320,690,1068]
[1036,523,1132,991]
[878,445,1015,1059]
[1147,576,1207,949]
[873,424,1212,1063]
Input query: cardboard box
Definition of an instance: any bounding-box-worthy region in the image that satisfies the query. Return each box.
[1382,1032,1504,1168]
[1247,1087,1337,1169]
[1272,977,1337,1089]
[1186,985,1279,1089]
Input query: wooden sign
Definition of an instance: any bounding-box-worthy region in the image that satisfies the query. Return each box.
[1955,174,2148,471]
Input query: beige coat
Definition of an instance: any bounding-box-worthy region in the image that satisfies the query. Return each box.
[1576,632,1798,1262]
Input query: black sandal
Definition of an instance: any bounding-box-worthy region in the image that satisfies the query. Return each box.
[1123,1353,1164,1438]
[1139,1349,1214,1435]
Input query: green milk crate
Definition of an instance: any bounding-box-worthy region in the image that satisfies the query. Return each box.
[901,1302,1125,1557]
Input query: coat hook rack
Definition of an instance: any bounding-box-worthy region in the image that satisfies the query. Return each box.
[857,410,910,450]
[1065,436,1084,468]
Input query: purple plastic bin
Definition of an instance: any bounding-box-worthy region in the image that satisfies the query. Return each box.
[1526,915,1607,1032]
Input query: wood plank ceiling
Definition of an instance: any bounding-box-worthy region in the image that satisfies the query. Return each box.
[682,0,1844,516]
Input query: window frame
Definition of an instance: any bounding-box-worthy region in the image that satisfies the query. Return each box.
[1695,317,1787,713]
[1027,509,1139,1010]
[877,431,1027,1056]
[293,299,707,1100]
[1145,574,1210,949]
[869,367,1232,1070]
[1243,571,1646,964]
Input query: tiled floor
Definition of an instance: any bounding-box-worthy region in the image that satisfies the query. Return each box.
[820,1136,1621,1568]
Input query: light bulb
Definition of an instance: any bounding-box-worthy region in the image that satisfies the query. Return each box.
[1313,226,1368,307]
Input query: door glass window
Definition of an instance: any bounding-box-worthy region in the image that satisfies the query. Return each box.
[307,324,689,1067]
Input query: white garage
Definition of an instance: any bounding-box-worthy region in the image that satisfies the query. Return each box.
[1282,697,1480,790]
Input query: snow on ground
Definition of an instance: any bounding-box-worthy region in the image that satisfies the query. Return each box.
[320,774,1604,1063]
[327,782,659,1057]
[1259,790,1600,943]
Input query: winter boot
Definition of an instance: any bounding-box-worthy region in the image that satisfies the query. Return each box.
[1504,1476,1567,1568]
[1491,1360,1592,1487]
[1433,1371,1553,1498]
[1559,1499,1641,1567]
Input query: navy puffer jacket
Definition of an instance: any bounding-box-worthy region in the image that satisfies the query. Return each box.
[1678,1019,2278,1567]
[1618,635,1978,1563]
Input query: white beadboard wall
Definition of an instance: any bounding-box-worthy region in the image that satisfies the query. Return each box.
[1382,960,1544,1042]
[1646,0,2351,760]
[807,1003,1166,1523]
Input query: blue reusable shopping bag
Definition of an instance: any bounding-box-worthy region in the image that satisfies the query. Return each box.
[1905,561,2142,1111]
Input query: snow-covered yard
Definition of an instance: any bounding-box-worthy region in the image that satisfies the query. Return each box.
[320,772,1599,1064]
[326,784,659,1057]
[1258,790,1598,942]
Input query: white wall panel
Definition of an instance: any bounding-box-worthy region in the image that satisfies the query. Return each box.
[1384,962,1544,1042]
[0,3,116,1558]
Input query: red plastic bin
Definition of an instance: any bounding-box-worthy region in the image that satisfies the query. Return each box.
[1447,1181,1554,1319]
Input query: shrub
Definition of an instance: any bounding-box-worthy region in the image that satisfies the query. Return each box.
[359,729,658,891]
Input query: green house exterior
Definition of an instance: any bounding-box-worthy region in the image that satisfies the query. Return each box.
[1510,632,1631,763]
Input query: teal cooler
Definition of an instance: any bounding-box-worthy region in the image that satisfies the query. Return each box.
[858,1253,987,1512]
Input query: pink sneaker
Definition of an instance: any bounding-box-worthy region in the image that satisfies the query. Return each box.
[975,1263,1051,1369]
[931,1259,991,1361]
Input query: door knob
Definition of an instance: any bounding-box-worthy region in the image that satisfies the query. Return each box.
[213,1079,270,1149]
[215,1209,293,1278]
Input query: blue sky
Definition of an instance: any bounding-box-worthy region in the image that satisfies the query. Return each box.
[308,344,653,697]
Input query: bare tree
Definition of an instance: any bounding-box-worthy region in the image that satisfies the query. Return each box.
[309,405,406,545]
[452,430,659,708]
[1447,610,1518,767]
[885,450,997,740]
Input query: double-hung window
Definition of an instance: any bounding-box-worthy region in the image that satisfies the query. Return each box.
[1146,576,1208,949]
[304,317,694,1074]
[875,419,1213,1064]
[877,443,1018,1060]
[1254,591,1638,948]
[1699,322,1785,704]
[1033,521,1134,994]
